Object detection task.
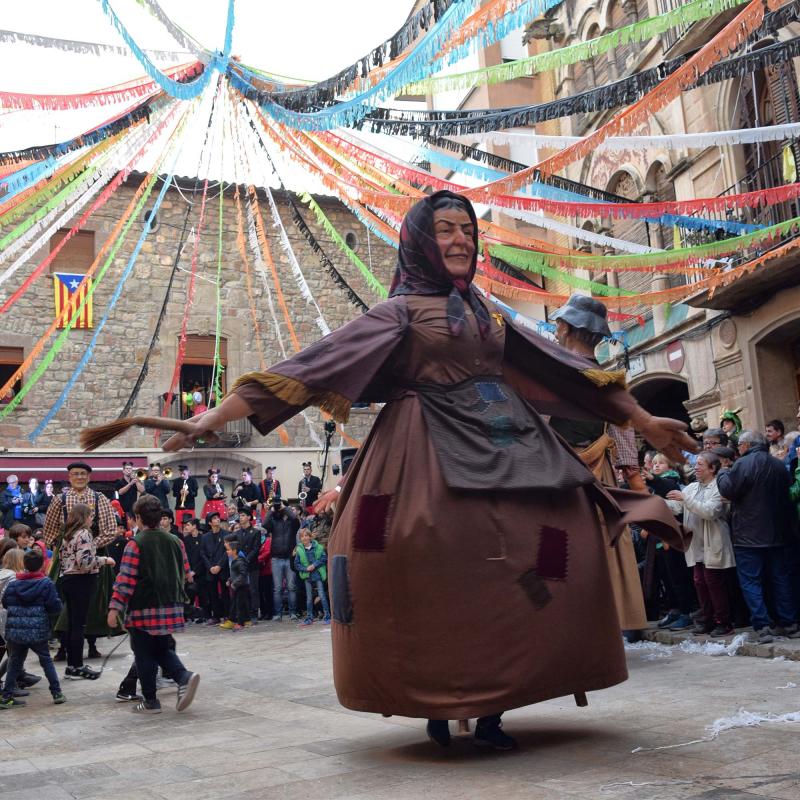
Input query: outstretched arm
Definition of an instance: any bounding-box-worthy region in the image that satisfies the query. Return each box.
[163,394,254,451]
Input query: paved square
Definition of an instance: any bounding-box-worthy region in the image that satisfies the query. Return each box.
[2,623,799,799]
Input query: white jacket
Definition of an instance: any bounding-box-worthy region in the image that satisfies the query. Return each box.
[681,479,735,569]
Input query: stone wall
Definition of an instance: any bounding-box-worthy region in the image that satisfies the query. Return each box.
[0,178,398,451]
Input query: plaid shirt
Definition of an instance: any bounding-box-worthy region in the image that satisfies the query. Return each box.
[44,488,117,549]
[110,537,191,634]
[608,423,639,469]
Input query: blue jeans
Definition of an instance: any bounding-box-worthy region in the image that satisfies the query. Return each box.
[3,640,61,698]
[304,574,330,619]
[271,558,297,617]
[128,628,190,704]
[734,546,797,630]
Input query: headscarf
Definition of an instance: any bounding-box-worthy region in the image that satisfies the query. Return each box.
[389,190,490,338]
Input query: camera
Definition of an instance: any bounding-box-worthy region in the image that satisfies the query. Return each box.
[324,420,337,434]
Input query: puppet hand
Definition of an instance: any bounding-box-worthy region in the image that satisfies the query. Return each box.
[163,411,221,451]
[312,490,339,514]
[633,411,698,463]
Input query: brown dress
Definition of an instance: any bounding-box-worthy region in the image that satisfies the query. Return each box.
[234,295,683,720]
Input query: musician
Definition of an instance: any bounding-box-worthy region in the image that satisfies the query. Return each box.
[201,469,227,520]
[258,466,281,524]
[172,465,198,527]
[298,462,322,508]
[144,463,171,511]
[233,468,261,516]
[114,462,144,523]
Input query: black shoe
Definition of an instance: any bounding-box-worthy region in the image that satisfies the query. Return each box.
[132,699,162,714]
[53,649,67,663]
[116,689,143,702]
[65,665,100,681]
[426,719,451,747]
[176,672,201,712]
[17,672,41,688]
[10,689,30,698]
[709,625,734,638]
[623,629,643,644]
[474,721,517,751]
[692,622,715,635]
[87,647,102,660]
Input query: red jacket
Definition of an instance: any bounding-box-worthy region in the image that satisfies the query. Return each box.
[257,537,272,576]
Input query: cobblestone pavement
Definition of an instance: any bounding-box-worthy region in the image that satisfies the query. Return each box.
[2,621,799,800]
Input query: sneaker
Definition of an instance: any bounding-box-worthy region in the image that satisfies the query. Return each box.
[668,614,694,631]
[52,692,67,705]
[176,672,200,712]
[193,618,206,625]
[322,616,331,625]
[87,647,102,660]
[233,624,243,631]
[770,624,800,639]
[64,665,101,681]
[218,620,235,630]
[657,611,680,629]
[53,648,67,662]
[205,618,220,626]
[10,689,30,698]
[116,689,143,702]
[0,696,26,708]
[749,629,774,645]
[132,699,162,714]
[709,625,734,638]
[622,629,642,644]
[243,620,253,628]
[299,618,313,627]
[426,719,451,747]
[474,721,517,751]
[17,672,41,688]
[289,614,299,621]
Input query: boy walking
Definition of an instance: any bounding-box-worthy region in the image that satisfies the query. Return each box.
[108,495,200,714]
[1,549,66,708]
[221,535,249,631]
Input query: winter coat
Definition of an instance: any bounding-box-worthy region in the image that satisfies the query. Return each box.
[2,572,61,644]
[0,567,15,638]
[680,479,735,570]
[265,512,300,559]
[0,485,24,529]
[717,444,795,548]
[228,555,249,590]
[237,527,261,572]
[200,530,228,578]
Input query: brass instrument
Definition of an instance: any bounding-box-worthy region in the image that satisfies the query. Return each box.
[136,469,148,480]
[180,480,189,507]
[298,491,308,501]
[163,467,174,479]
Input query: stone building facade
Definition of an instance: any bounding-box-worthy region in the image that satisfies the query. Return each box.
[0,177,398,490]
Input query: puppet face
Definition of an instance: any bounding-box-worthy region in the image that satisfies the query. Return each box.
[433,208,475,280]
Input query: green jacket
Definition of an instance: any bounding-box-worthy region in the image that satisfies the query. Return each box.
[294,540,327,582]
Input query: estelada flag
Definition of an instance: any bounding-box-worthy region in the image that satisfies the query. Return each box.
[53,272,92,329]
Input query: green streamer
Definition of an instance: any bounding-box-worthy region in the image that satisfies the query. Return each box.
[405,0,750,95]
[490,214,800,273]
[0,171,161,419]
[299,191,388,298]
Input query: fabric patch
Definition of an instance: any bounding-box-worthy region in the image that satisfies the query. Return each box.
[486,415,519,447]
[475,381,508,404]
[518,569,553,610]
[330,556,353,624]
[353,494,392,551]
[536,526,568,581]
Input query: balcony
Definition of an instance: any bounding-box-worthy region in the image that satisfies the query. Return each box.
[657,0,744,57]
[687,146,800,311]
[157,394,253,448]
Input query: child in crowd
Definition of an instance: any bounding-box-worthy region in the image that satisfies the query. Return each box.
[7,523,33,550]
[294,529,330,626]
[221,535,249,631]
[0,548,66,708]
[257,530,272,621]
[0,547,24,672]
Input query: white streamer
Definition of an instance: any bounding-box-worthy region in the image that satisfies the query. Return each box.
[455,122,800,152]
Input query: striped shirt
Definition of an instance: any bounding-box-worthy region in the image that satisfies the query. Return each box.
[109,538,191,634]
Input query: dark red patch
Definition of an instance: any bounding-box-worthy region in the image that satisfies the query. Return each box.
[353,494,392,551]
[536,526,568,581]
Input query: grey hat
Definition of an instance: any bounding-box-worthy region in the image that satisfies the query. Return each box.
[551,294,611,338]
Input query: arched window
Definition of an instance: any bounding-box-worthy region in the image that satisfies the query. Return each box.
[608,1,639,76]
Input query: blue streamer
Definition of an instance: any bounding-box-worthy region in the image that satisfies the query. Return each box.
[29,171,176,441]
[98,0,234,99]
[0,156,59,201]
[420,147,761,236]
[230,0,486,131]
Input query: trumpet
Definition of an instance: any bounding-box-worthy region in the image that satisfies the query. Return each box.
[163,467,174,479]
